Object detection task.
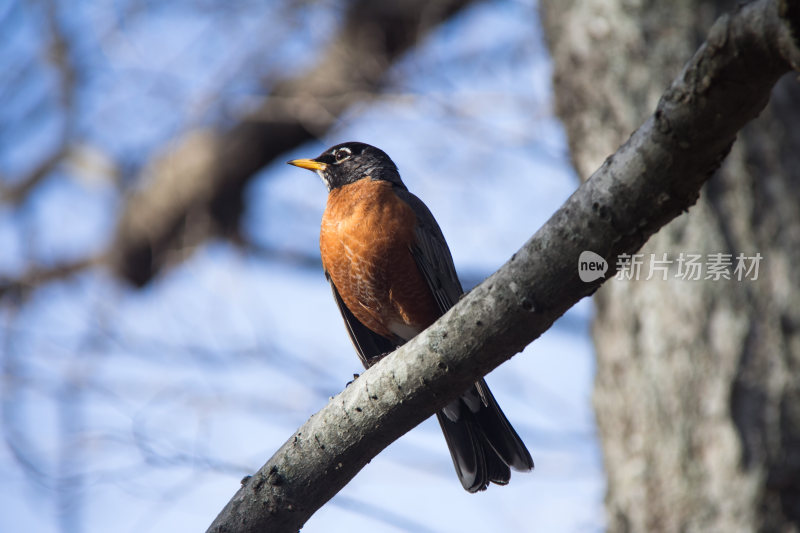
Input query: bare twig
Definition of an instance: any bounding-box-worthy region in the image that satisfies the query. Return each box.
[1,0,77,206]
[0,256,102,303]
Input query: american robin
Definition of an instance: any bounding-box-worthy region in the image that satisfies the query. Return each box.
[288,142,533,492]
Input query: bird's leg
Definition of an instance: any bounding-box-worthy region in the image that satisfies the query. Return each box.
[367,351,392,366]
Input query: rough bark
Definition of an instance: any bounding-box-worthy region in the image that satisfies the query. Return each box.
[108,0,477,286]
[541,0,800,531]
[207,2,800,530]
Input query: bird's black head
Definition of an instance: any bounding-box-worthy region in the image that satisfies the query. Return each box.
[288,142,405,191]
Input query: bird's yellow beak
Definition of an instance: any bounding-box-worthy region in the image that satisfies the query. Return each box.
[287,158,327,171]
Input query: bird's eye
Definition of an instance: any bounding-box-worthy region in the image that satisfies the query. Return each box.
[334,148,351,162]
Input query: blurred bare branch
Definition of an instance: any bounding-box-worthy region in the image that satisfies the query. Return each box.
[0,257,101,303]
[0,144,69,205]
[1,0,77,204]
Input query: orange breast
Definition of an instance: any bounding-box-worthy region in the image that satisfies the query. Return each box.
[320,179,440,340]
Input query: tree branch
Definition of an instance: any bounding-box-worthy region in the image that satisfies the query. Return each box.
[1,0,76,206]
[207,1,800,531]
[0,256,101,303]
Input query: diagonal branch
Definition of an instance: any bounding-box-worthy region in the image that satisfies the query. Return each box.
[0,256,101,303]
[206,0,800,531]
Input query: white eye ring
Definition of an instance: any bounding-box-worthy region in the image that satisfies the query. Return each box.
[334,147,351,162]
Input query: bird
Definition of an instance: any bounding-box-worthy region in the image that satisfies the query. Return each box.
[288,141,533,492]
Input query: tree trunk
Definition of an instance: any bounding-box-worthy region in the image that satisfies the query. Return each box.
[540,0,800,531]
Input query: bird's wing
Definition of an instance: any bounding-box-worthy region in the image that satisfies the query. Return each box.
[326,273,398,368]
[394,188,464,314]
[396,187,534,490]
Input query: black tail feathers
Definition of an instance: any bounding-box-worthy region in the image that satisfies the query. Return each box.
[436,378,533,492]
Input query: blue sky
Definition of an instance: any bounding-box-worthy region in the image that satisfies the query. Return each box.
[0,1,604,531]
